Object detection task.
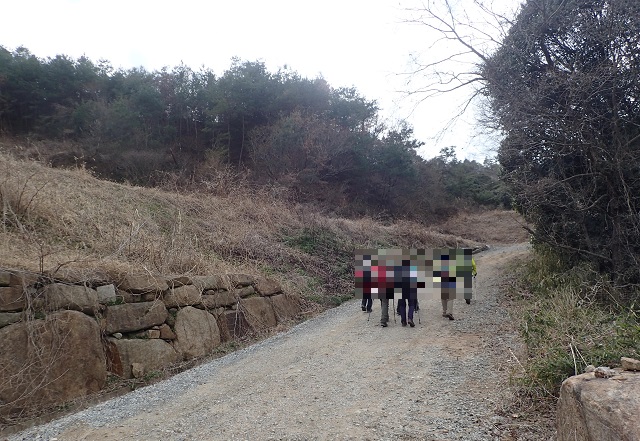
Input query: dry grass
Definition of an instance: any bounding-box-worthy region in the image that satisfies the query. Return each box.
[435,209,530,244]
[493,245,640,441]
[0,140,522,304]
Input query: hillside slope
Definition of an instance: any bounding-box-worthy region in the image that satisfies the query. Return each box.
[1,143,532,434]
[1,145,525,305]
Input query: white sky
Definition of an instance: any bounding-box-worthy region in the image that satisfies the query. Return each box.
[0,0,507,161]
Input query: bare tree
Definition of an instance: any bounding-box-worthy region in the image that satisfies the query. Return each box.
[406,0,640,287]
[397,0,519,152]
[401,0,515,105]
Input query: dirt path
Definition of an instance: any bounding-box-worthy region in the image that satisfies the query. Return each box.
[10,243,550,441]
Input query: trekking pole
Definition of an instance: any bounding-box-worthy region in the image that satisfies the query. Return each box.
[392,298,396,323]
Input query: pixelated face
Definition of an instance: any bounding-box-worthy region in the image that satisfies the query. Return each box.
[354,248,474,300]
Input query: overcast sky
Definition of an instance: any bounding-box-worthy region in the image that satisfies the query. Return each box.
[0,0,509,160]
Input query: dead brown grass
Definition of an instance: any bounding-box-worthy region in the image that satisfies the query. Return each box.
[0,140,518,304]
[435,209,530,244]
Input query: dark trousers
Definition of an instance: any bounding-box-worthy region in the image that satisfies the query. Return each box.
[361,294,372,311]
[397,299,419,314]
[398,298,417,322]
[380,298,389,324]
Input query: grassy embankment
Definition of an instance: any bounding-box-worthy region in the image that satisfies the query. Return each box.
[0,139,512,311]
[505,244,640,411]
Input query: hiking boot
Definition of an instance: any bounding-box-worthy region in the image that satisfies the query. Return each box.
[408,319,415,327]
[465,299,471,305]
[401,320,407,327]
[362,306,367,311]
[445,313,454,320]
[366,309,373,313]
[381,321,388,327]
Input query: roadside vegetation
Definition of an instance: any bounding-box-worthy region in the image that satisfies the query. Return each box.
[411,0,640,414]
[506,245,640,412]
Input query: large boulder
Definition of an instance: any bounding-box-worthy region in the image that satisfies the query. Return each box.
[223,309,252,340]
[201,290,236,309]
[269,294,301,321]
[0,310,106,416]
[166,275,192,288]
[96,284,118,304]
[106,338,179,379]
[158,323,177,340]
[255,277,283,296]
[191,275,225,291]
[0,286,26,312]
[4,271,38,288]
[557,370,640,441]
[163,285,202,308]
[172,306,221,360]
[235,286,256,298]
[103,301,167,334]
[42,283,100,315]
[240,297,277,330]
[0,312,22,328]
[0,271,11,286]
[210,309,231,342]
[227,273,255,288]
[116,273,168,294]
[621,357,640,371]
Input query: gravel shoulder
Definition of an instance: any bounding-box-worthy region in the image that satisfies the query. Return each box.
[8,243,552,441]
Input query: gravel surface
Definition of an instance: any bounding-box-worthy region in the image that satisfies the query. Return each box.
[8,244,551,441]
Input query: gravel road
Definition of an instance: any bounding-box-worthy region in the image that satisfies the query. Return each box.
[8,244,547,441]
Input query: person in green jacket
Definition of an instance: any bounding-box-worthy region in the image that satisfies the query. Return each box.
[465,256,477,305]
[441,251,477,319]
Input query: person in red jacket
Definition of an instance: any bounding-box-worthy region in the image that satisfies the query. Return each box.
[375,263,393,327]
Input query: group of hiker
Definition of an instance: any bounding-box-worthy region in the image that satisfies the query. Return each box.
[355,249,477,327]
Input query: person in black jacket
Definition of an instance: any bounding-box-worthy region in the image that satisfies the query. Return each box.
[357,256,374,313]
[361,293,373,312]
[396,259,418,327]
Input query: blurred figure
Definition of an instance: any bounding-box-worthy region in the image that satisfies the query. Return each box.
[397,259,417,327]
[438,251,456,320]
[379,259,393,327]
[465,256,477,305]
[357,255,374,312]
[361,293,372,312]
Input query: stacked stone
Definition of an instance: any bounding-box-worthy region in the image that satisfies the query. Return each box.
[0,269,301,417]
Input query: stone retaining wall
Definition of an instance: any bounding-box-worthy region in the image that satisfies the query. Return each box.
[0,269,301,417]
